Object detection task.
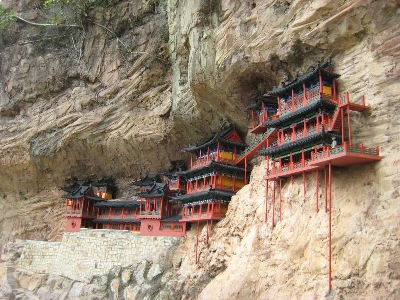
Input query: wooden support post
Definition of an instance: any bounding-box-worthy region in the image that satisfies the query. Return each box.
[265,179,269,222]
[316,170,319,213]
[341,109,345,145]
[303,172,306,196]
[292,89,295,111]
[206,220,209,245]
[195,221,200,264]
[272,180,276,227]
[347,107,352,147]
[324,166,328,213]
[328,161,332,293]
[279,178,282,221]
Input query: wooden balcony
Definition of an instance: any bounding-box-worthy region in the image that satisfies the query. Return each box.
[310,143,381,167]
[65,209,96,219]
[265,142,381,180]
[136,210,162,219]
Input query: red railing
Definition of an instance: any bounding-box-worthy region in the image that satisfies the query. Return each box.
[312,142,380,161]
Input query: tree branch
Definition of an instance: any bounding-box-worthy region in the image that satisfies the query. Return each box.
[15,15,83,29]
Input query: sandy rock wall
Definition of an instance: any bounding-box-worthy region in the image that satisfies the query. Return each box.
[0,0,399,298]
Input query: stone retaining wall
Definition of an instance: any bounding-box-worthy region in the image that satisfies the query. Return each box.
[17,229,182,282]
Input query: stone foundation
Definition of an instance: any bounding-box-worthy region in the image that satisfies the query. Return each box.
[17,229,182,282]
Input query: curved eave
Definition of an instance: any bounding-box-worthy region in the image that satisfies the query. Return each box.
[246,97,278,111]
[184,138,246,153]
[176,161,247,179]
[259,98,336,129]
[170,189,235,204]
[258,132,341,157]
[95,201,141,209]
[265,67,340,97]
[93,219,141,224]
[85,195,106,202]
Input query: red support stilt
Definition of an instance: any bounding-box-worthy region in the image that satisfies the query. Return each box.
[195,221,200,264]
[341,109,345,145]
[328,162,332,293]
[279,179,282,221]
[272,180,276,227]
[324,166,328,213]
[316,170,319,213]
[303,172,306,195]
[347,107,352,147]
[206,220,209,245]
[265,179,269,222]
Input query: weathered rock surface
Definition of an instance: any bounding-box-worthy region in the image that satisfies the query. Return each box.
[0,0,399,299]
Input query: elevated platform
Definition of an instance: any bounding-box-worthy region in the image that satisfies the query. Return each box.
[265,164,319,180]
[310,144,382,167]
[264,143,381,180]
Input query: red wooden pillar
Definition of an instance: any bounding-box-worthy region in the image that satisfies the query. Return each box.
[265,179,269,222]
[206,220,209,245]
[347,107,352,147]
[272,180,276,227]
[279,179,282,221]
[316,170,319,213]
[324,166,328,213]
[328,161,332,293]
[195,221,200,264]
[341,109,345,145]
[292,126,295,141]
[291,89,295,111]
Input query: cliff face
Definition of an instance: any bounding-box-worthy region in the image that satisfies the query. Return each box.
[1,0,400,299]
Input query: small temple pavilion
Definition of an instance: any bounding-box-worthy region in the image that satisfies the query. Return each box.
[238,61,382,293]
[172,126,248,261]
[61,178,117,232]
[132,163,188,237]
[93,200,141,233]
